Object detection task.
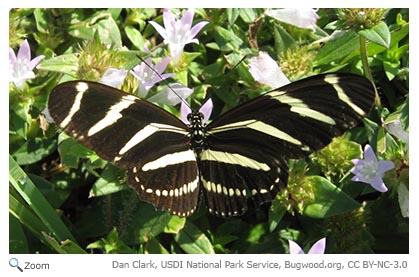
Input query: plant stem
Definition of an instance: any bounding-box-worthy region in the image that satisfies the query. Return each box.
[359,35,381,107]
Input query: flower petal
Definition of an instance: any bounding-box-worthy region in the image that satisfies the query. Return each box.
[377,160,395,174]
[169,43,185,65]
[350,159,361,173]
[163,8,176,29]
[288,240,304,254]
[148,83,193,105]
[397,183,409,218]
[266,8,319,30]
[27,54,45,70]
[307,238,326,254]
[149,21,169,42]
[154,57,172,74]
[384,118,409,144]
[100,68,128,88]
[249,51,290,88]
[199,99,213,124]
[17,39,31,62]
[9,47,17,64]
[369,176,388,192]
[190,21,209,38]
[181,101,192,125]
[181,9,194,29]
[351,174,369,184]
[363,144,378,163]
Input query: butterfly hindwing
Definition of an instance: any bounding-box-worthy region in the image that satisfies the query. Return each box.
[128,156,200,217]
[200,148,289,216]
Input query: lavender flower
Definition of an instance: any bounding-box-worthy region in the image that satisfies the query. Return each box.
[289,238,326,254]
[351,144,395,192]
[148,83,193,106]
[249,51,290,88]
[9,39,45,89]
[384,117,409,149]
[130,57,173,97]
[397,183,409,218]
[100,68,128,88]
[149,9,208,65]
[266,8,319,30]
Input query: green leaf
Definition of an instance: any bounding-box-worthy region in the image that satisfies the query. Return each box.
[226,8,240,26]
[303,176,361,218]
[33,8,48,33]
[9,194,49,238]
[38,54,79,77]
[121,202,171,244]
[124,25,146,50]
[9,214,29,254]
[359,21,391,49]
[59,240,88,254]
[363,117,381,149]
[316,31,359,65]
[87,227,134,254]
[213,26,243,52]
[28,174,71,208]
[69,12,122,48]
[12,137,57,165]
[90,164,127,197]
[9,155,77,243]
[268,199,287,232]
[58,136,95,168]
[383,60,400,81]
[239,8,257,23]
[175,221,215,254]
[144,238,170,254]
[9,101,31,139]
[164,216,186,234]
[273,24,296,53]
[214,219,242,246]
[366,23,409,56]
[377,127,387,153]
[137,212,171,244]
[400,98,409,130]
[42,233,87,254]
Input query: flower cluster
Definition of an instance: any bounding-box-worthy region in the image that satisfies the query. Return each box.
[98,9,208,106]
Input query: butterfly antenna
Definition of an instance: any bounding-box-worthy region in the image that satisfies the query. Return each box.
[136,55,191,109]
[231,55,248,72]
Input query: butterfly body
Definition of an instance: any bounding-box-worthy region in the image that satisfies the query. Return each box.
[48,73,375,217]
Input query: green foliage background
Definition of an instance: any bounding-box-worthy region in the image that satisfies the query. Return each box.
[9,8,409,254]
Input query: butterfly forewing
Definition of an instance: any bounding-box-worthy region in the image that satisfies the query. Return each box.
[206,74,375,159]
[48,81,198,216]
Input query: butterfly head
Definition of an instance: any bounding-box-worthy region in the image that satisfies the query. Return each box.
[187,112,204,126]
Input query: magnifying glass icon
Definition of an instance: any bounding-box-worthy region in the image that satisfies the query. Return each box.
[9,258,23,272]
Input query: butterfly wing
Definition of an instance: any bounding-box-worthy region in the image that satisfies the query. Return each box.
[48,81,199,216]
[202,73,375,215]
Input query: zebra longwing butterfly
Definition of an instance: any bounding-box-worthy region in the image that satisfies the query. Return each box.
[48,73,375,217]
